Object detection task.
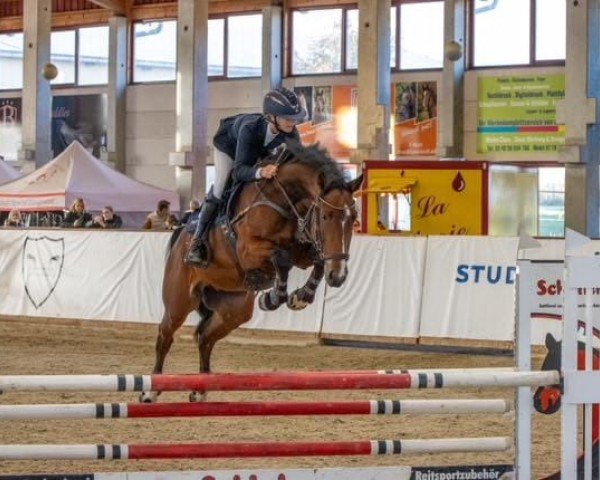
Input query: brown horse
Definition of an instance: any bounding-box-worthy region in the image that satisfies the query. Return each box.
[140,143,361,402]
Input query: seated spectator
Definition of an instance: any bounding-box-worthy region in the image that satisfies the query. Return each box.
[180,200,201,225]
[91,206,123,229]
[4,208,24,227]
[62,198,92,228]
[143,199,177,230]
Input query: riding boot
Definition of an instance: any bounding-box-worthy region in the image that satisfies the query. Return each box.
[185,191,220,268]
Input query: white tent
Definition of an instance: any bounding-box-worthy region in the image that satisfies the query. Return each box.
[0,159,21,185]
[0,141,179,227]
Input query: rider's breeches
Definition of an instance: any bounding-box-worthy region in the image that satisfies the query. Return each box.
[213,148,234,199]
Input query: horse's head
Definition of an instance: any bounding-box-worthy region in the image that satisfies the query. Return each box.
[317,175,362,287]
[279,141,363,287]
[534,333,562,415]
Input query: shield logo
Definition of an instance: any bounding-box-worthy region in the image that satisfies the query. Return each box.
[22,236,65,308]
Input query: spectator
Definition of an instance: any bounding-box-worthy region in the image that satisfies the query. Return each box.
[62,198,92,228]
[143,199,177,230]
[91,206,122,229]
[4,208,24,227]
[180,199,201,225]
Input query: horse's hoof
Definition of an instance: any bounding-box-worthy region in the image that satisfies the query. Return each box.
[258,292,282,311]
[189,391,207,402]
[139,391,158,403]
[287,292,309,311]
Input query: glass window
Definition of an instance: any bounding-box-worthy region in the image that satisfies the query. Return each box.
[346,9,359,70]
[390,6,397,68]
[536,0,566,61]
[78,26,109,85]
[538,167,565,237]
[0,33,23,90]
[473,0,530,67]
[400,1,443,70]
[292,9,342,74]
[227,14,262,77]
[51,30,76,84]
[133,20,177,82]
[208,18,224,76]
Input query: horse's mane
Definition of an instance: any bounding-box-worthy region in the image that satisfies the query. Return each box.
[277,140,347,193]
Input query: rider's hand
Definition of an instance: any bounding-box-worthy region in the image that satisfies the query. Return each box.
[259,164,278,179]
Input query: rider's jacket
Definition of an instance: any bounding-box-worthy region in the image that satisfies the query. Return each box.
[213,113,300,183]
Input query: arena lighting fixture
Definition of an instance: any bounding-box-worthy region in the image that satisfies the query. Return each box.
[41,63,58,80]
[444,41,463,62]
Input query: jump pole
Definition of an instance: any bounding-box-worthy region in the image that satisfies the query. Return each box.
[0,437,512,460]
[0,370,559,392]
[0,398,512,420]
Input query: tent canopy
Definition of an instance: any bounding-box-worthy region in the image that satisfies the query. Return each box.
[0,141,180,214]
[0,159,21,185]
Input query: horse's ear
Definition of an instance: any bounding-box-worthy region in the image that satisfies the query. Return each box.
[347,173,363,193]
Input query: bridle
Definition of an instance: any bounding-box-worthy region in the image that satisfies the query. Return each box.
[230,174,356,263]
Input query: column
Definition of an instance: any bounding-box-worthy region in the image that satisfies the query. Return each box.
[169,0,208,207]
[560,0,599,236]
[19,0,52,168]
[351,0,391,165]
[103,15,127,172]
[262,5,283,96]
[437,0,465,158]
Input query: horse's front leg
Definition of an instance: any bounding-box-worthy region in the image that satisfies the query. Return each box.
[258,248,292,311]
[287,261,324,311]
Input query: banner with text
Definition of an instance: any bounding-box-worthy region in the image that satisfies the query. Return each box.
[477,74,565,154]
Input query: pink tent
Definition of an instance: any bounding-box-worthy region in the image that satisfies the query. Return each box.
[0,159,21,185]
[0,141,180,226]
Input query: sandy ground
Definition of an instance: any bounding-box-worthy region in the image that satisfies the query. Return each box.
[0,317,562,477]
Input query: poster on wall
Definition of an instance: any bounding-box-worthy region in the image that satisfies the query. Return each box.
[52,94,107,158]
[295,85,357,160]
[0,97,22,162]
[394,81,437,155]
[477,74,565,154]
[0,95,107,161]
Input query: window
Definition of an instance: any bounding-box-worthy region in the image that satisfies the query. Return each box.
[472,0,566,67]
[292,8,342,74]
[208,19,224,76]
[133,20,177,83]
[227,14,262,77]
[399,1,443,69]
[538,167,565,237]
[0,33,23,90]
[78,26,109,85]
[51,30,76,85]
[292,3,440,75]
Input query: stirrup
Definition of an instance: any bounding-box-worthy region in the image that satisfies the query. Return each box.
[185,240,211,268]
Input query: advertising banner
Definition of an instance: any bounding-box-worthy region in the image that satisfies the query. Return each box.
[419,236,519,341]
[394,81,437,155]
[477,74,565,154]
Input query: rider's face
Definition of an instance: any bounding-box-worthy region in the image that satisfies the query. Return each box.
[275,117,296,134]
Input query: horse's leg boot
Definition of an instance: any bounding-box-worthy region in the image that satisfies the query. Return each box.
[185,192,220,268]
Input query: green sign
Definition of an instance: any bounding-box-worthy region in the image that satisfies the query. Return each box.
[477,74,565,154]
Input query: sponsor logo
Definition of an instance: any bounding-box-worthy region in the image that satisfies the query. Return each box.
[455,265,516,285]
[22,236,64,309]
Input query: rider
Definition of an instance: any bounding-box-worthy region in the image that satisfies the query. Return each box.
[185,87,307,267]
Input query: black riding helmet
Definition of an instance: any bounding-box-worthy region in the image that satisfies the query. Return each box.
[263,87,307,123]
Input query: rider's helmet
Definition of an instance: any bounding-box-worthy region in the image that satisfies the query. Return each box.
[263,87,306,123]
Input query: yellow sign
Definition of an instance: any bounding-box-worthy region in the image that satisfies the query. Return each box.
[362,161,488,236]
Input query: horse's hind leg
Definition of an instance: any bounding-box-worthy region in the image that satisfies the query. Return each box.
[258,248,292,311]
[190,290,255,402]
[139,312,183,403]
[189,302,214,402]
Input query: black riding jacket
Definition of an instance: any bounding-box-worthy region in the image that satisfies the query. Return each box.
[213,113,300,183]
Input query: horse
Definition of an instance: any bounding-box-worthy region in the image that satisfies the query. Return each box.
[140,142,361,403]
[534,323,600,479]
